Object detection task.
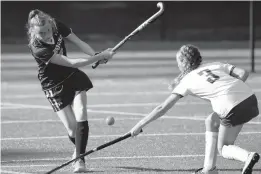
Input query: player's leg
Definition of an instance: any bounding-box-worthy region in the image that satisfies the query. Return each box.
[56,105,77,165]
[218,124,259,174]
[218,124,245,161]
[194,113,220,174]
[56,105,77,144]
[72,91,89,173]
[44,85,77,146]
[218,94,260,174]
[203,112,220,172]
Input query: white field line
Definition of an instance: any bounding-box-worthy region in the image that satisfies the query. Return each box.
[1,103,50,110]
[2,49,261,60]
[0,102,210,122]
[1,132,260,141]
[1,101,209,109]
[0,154,231,164]
[1,119,260,125]
[1,100,261,108]
[3,59,261,68]
[1,166,95,172]
[0,170,32,174]
[1,103,260,125]
[2,88,261,99]
[0,117,142,124]
[2,96,261,108]
[2,77,261,91]
[2,92,170,99]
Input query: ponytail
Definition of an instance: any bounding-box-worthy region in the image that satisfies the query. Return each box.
[169,44,202,90]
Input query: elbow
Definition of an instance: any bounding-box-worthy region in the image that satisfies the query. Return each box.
[233,70,249,82]
[155,105,166,118]
[240,70,249,82]
[243,70,249,80]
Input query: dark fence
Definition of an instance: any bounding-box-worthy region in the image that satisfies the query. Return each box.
[2,1,261,43]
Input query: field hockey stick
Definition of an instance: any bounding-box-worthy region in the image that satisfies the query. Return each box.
[92,2,164,69]
[45,130,143,174]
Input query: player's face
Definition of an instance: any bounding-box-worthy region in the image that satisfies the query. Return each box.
[176,52,185,72]
[34,20,53,43]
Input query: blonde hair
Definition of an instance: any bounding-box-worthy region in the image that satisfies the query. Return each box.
[169,44,202,90]
[26,9,57,46]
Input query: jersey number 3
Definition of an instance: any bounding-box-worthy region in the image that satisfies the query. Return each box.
[198,69,220,84]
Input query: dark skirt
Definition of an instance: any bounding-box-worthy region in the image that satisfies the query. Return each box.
[44,70,93,112]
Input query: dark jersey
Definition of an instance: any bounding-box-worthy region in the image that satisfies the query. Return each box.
[29,19,78,90]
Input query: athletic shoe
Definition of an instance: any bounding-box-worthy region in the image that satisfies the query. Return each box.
[193,167,218,174]
[73,158,87,173]
[242,152,260,174]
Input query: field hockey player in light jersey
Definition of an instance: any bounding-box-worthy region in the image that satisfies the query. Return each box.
[129,45,260,174]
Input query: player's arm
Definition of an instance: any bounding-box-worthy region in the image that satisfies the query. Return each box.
[130,93,182,136]
[230,66,249,82]
[55,19,95,56]
[222,63,249,82]
[49,49,113,68]
[66,33,95,56]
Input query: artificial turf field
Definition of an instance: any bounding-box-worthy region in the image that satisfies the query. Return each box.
[1,49,261,174]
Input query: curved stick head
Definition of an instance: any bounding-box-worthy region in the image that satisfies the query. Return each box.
[157,2,164,10]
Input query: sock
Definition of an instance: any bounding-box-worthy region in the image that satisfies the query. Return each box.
[221,145,249,162]
[75,121,89,162]
[68,135,75,145]
[203,131,218,171]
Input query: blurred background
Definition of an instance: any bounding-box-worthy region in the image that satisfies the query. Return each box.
[2,1,261,43]
[1,1,261,81]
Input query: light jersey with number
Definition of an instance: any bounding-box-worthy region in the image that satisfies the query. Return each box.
[172,62,254,117]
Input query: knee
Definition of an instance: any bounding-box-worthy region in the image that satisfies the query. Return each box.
[217,138,236,156]
[217,141,233,156]
[73,92,88,121]
[205,112,220,132]
[74,105,86,115]
[67,123,77,137]
[74,105,87,121]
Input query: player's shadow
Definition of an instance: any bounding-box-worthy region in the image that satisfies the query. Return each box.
[115,166,261,172]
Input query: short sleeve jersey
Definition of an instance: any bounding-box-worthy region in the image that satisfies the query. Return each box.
[29,19,78,90]
[172,62,254,117]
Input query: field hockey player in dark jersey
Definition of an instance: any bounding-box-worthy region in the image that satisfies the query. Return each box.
[26,9,115,173]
